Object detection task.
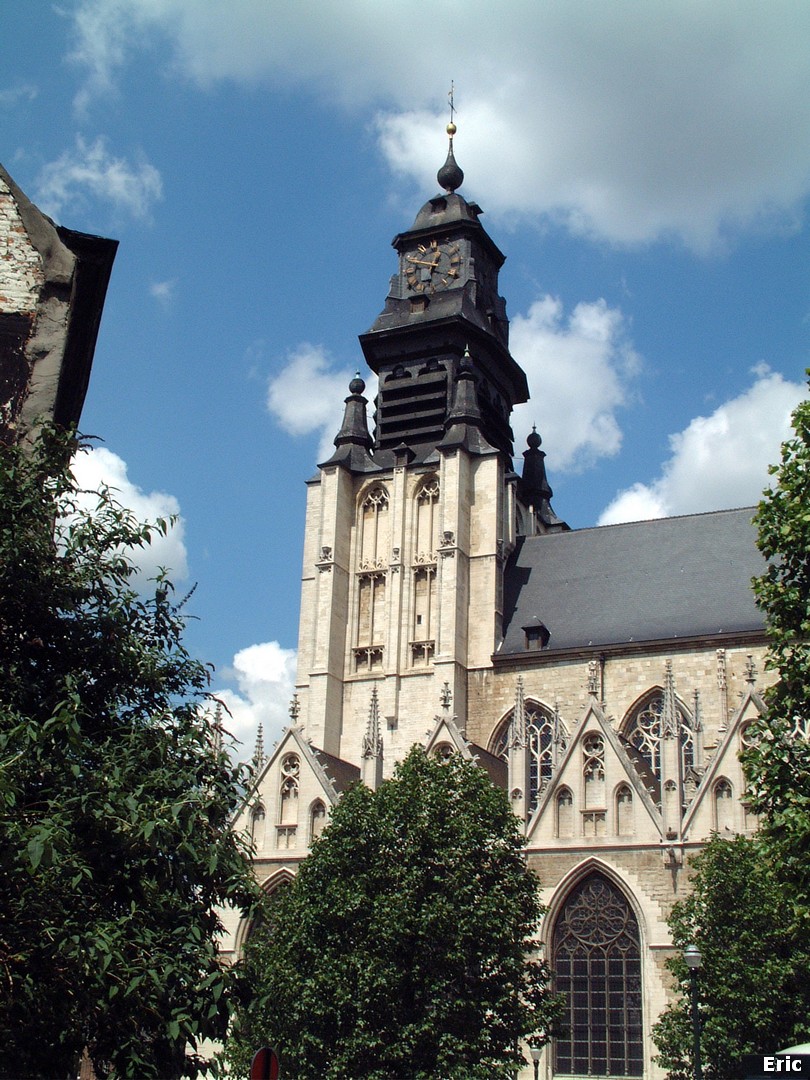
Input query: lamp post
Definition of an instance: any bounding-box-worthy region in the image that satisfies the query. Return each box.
[530,1045,542,1080]
[684,944,703,1080]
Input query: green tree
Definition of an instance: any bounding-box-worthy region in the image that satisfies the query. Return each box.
[0,429,257,1079]
[226,747,560,1079]
[652,835,810,1080]
[743,377,810,924]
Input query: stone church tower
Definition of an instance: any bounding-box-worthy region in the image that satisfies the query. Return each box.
[294,129,564,772]
[226,131,772,1080]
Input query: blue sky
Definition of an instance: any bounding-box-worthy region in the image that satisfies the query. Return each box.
[3,1,808,756]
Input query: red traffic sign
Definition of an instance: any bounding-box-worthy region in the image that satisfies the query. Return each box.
[250,1046,280,1080]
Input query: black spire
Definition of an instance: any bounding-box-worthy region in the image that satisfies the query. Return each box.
[320,372,376,472]
[519,427,568,532]
[438,346,496,455]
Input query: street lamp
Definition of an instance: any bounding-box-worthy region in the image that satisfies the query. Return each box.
[529,1044,542,1080]
[684,944,703,1080]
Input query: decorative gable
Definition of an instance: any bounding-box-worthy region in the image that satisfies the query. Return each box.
[233,727,359,861]
[683,687,766,840]
[527,700,662,848]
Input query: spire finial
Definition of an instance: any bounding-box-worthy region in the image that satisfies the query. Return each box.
[253,722,266,770]
[438,82,464,194]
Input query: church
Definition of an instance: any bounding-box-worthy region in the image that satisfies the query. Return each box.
[223,129,772,1080]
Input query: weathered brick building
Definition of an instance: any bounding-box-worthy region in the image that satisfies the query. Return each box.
[0,163,117,445]
[224,135,772,1079]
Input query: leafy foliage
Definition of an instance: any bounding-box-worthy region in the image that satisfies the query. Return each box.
[743,377,810,922]
[652,836,810,1080]
[0,429,257,1079]
[226,747,560,1079]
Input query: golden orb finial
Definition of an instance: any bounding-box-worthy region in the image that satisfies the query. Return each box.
[447,121,457,137]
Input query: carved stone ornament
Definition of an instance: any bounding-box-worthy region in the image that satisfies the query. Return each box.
[439,530,455,558]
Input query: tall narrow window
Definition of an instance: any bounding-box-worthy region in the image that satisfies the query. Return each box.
[556,787,574,838]
[616,785,634,836]
[414,476,439,561]
[411,477,439,665]
[250,805,266,851]
[554,873,643,1077]
[355,486,389,672]
[714,778,734,833]
[359,486,390,569]
[583,733,606,836]
[277,754,299,849]
[309,800,327,843]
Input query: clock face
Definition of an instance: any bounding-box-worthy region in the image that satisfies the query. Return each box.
[404,239,461,293]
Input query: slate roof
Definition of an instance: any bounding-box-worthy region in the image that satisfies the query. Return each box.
[500,507,765,656]
[312,748,361,793]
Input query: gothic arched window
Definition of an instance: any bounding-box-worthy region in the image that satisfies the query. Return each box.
[616,784,634,837]
[411,476,439,666]
[623,690,694,804]
[556,787,574,838]
[553,872,643,1078]
[277,754,299,849]
[713,777,734,833]
[309,800,327,843]
[356,485,389,671]
[490,700,567,812]
[359,485,389,569]
[250,804,266,851]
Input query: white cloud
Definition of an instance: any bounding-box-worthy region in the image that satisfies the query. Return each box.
[67,0,810,249]
[0,83,38,108]
[35,135,162,220]
[214,641,297,760]
[598,370,806,524]
[71,445,188,582]
[266,342,377,462]
[510,295,640,472]
[149,278,177,307]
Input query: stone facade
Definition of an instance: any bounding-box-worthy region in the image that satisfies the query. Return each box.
[227,142,772,1079]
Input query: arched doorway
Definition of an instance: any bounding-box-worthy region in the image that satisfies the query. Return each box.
[552,871,643,1077]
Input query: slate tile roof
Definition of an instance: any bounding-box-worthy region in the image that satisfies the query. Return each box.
[500,507,765,655]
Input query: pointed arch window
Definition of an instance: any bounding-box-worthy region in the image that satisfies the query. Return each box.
[359,485,390,569]
[616,785,634,837]
[622,690,695,805]
[309,800,327,843]
[250,804,266,852]
[556,787,574,838]
[355,485,390,672]
[713,777,734,833]
[411,476,439,666]
[276,754,299,848]
[490,700,568,812]
[553,872,643,1077]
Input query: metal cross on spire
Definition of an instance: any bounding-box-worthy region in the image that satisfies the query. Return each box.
[448,81,457,130]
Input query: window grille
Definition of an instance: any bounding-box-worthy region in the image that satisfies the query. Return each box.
[490,701,567,811]
[624,693,694,802]
[553,873,643,1078]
